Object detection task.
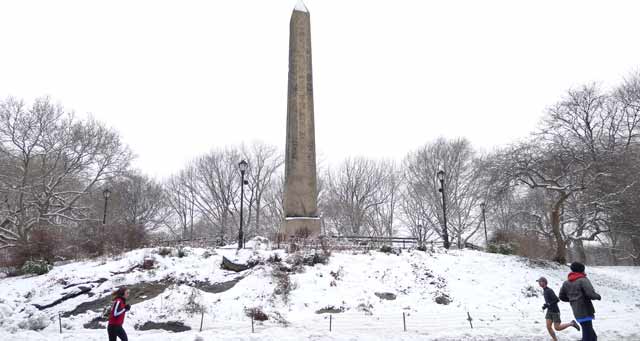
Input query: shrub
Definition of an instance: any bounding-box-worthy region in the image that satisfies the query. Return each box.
[487,243,516,255]
[177,247,188,258]
[319,236,332,257]
[416,245,428,252]
[103,224,148,253]
[245,307,268,321]
[521,285,539,298]
[24,228,62,263]
[315,305,344,314]
[284,251,327,272]
[330,267,344,281]
[157,247,173,257]
[267,253,282,263]
[20,260,52,276]
[303,252,329,266]
[488,229,555,259]
[379,245,393,253]
[184,287,204,314]
[272,268,295,304]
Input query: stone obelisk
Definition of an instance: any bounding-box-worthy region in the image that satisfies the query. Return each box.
[282,0,321,237]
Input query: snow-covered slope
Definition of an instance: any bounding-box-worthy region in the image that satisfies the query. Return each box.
[1,243,639,340]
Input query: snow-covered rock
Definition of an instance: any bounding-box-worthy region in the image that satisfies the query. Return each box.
[17,306,50,331]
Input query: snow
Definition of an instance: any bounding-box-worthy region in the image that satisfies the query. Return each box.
[294,0,308,13]
[285,216,320,220]
[1,243,639,340]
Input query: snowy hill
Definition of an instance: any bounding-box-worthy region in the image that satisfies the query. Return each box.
[1,242,639,340]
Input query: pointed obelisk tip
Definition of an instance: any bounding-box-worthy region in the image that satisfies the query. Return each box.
[294,0,308,13]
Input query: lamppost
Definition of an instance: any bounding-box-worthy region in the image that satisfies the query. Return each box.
[480,202,488,246]
[437,170,450,249]
[238,160,248,249]
[102,188,111,225]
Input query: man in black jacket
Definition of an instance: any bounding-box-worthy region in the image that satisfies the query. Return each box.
[559,262,602,341]
[537,276,579,340]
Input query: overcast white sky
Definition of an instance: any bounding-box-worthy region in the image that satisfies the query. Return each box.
[1,0,639,179]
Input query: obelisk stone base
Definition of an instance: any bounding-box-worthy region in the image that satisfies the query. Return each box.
[282,217,321,238]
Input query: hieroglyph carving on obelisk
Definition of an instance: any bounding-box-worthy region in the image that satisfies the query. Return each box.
[282,0,321,237]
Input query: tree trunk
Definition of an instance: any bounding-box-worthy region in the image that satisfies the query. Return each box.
[632,237,640,266]
[550,208,567,264]
[255,194,262,238]
[573,239,587,264]
[609,250,619,266]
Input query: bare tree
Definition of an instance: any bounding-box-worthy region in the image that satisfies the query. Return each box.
[366,161,401,237]
[488,141,597,263]
[107,170,170,231]
[0,97,132,251]
[164,167,198,240]
[322,158,395,236]
[399,182,438,246]
[261,172,286,239]
[401,138,484,248]
[188,147,242,245]
[240,142,284,239]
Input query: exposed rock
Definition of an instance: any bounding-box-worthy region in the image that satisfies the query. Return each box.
[136,321,191,332]
[110,264,140,275]
[83,316,106,329]
[191,276,243,294]
[375,292,397,300]
[33,286,92,310]
[64,276,245,319]
[142,257,155,270]
[435,293,452,305]
[62,281,170,317]
[220,256,257,272]
[63,278,108,290]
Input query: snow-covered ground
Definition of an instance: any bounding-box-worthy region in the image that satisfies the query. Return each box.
[1,241,639,340]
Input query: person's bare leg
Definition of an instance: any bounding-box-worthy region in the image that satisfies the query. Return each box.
[546,319,558,341]
[556,320,581,332]
[554,321,573,331]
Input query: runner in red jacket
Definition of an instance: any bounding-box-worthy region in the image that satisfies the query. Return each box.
[108,287,131,341]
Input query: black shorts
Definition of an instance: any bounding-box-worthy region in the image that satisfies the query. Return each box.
[107,324,128,341]
[545,311,561,323]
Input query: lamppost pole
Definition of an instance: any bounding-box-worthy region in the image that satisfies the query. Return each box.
[437,170,450,249]
[102,188,111,225]
[238,160,248,249]
[481,202,488,246]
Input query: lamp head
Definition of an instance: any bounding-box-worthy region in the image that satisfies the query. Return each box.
[238,160,248,173]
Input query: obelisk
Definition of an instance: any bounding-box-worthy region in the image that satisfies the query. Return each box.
[282,0,321,237]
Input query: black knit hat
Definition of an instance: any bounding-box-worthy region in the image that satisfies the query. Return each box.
[570,262,585,273]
